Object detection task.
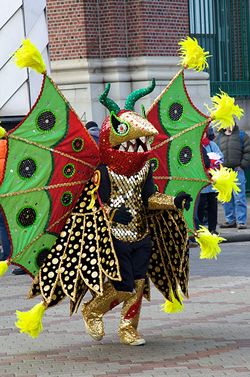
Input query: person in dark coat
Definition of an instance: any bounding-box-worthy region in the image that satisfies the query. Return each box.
[86,121,100,145]
[214,120,250,229]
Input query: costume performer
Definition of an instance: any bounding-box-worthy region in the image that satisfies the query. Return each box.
[0,38,241,343]
[25,81,192,345]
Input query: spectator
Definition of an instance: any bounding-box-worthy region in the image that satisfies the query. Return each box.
[85,121,100,145]
[214,120,250,229]
[197,129,224,235]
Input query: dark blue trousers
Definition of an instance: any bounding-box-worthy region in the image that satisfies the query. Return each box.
[112,234,152,292]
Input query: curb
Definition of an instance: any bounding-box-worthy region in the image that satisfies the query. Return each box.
[220,233,250,243]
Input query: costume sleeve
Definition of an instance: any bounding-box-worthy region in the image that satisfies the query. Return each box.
[147,191,175,210]
[142,164,156,206]
[142,164,176,210]
[96,164,111,203]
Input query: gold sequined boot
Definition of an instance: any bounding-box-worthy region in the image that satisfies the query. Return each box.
[81,280,132,341]
[118,279,145,346]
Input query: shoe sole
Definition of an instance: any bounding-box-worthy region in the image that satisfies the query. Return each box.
[121,338,146,346]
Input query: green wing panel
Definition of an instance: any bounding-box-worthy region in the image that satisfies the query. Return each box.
[10,75,67,148]
[11,234,57,276]
[1,138,52,195]
[1,190,51,257]
[148,70,210,235]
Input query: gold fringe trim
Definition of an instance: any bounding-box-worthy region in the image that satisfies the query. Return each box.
[153,176,211,183]
[9,134,97,170]
[146,67,184,115]
[151,119,210,151]
[0,180,88,199]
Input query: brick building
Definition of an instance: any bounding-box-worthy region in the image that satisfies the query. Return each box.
[46,0,211,126]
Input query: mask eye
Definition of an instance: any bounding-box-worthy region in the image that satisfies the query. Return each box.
[110,112,130,136]
[117,123,128,135]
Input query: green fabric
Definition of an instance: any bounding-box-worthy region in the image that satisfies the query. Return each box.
[150,70,210,235]
[0,76,68,276]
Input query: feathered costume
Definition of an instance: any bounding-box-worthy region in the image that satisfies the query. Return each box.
[0,37,242,342]
[25,80,191,345]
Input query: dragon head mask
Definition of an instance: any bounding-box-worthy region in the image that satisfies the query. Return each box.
[99,80,158,176]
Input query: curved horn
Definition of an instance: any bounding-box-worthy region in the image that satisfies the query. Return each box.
[124,79,156,111]
[99,83,121,114]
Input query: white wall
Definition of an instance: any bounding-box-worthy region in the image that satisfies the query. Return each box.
[50,56,212,128]
[0,0,50,118]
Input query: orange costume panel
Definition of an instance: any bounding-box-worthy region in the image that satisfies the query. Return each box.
[0,139,7,181]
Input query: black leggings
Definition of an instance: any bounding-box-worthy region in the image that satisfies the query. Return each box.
[112,235,152,292]
[197,192,218,232]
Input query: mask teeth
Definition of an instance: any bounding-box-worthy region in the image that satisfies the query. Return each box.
[139,136,146,143]
[137,145,144,153]
[119,144,126,152]
[128,145,134,153]
[146,135,153,151]
[130,138,136,145]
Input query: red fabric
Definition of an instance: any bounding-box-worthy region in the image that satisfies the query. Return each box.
[110,299,119,310]
[147,103,170,193]
[0,139,7,182]
[124,294,143,319]
[47,109,99,233]
[202,137,210,147]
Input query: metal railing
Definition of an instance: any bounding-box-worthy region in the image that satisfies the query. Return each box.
[188,0,250,98]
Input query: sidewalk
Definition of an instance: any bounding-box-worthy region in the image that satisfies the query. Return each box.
[1,244,250,377]
[216,196,250,242]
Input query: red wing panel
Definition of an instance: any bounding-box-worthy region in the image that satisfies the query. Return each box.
[47,108,99,234]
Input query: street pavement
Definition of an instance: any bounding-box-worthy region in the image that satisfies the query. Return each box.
[0,199,250,376]
[216,197,250,242]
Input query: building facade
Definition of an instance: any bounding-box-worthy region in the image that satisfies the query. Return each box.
[46,0,211,127]
[0,0,50,129]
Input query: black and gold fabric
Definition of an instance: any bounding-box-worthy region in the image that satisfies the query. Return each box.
[27,177,121,312]
[104,163,150,242]
[147,208,189,303]
[27,176,189,313]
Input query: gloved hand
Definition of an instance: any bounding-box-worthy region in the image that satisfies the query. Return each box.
[174,191,193,211]
[111,206,133,225]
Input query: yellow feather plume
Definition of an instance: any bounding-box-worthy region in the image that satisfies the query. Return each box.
[0,261,9,279]
[210,165,241,203]
[12,39,46,74]
[196,226,226,260]
[206,90,244,130]
[0,125,7,138]
[15,302,46,338]
[161,288,184,313]
[178,36,210,71]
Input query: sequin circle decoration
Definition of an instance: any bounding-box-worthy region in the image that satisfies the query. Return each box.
[178,146,192,165]
[61,191,73,206]
[149,158,159,172]
[63,163,75,178]
[168,102,183,122]
[37,110,56,131]
[72,137,84,152]
[18,158,37,179]
[17,207,37,228]
[36,248,50,268]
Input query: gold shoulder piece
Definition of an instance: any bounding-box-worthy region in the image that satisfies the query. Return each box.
[147,191,175,210]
